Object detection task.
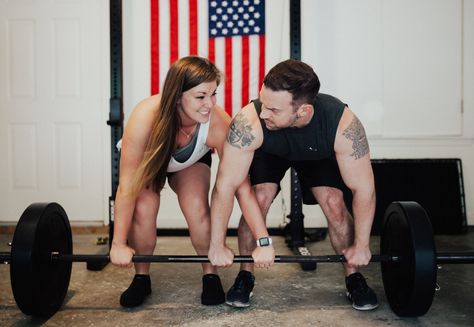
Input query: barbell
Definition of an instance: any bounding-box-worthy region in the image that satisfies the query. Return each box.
[1,201,473,318]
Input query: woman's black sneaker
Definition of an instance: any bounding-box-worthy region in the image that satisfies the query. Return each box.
[120,274,152,308]
[345,272,379,311]
[201,274,225,305]
[225,270,255,308]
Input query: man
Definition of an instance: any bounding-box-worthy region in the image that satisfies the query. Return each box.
[209,59,378,311]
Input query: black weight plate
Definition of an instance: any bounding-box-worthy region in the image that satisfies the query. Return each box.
[380,201,436,317]
[10,203,73,318]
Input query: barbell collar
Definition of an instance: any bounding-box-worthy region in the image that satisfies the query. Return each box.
[52,253,399,263]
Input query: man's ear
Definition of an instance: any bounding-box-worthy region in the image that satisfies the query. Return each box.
[298,103,313,117]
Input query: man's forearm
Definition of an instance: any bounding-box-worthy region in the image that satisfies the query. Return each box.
[210,184,236,246]
[351,190,376,247]
[235,184,269,240]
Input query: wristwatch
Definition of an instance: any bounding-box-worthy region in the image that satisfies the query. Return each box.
[256,237,273,247]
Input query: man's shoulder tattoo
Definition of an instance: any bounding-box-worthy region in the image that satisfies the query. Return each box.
[227,113,255,149]
[342,116,369,160]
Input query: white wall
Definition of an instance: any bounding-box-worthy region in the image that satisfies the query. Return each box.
[298,0,474,228]
[123,0,474,228]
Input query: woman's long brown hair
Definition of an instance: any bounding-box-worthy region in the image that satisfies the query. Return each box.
[130,56,221,196]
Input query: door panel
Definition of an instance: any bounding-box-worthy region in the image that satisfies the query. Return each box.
[0,0,108,222]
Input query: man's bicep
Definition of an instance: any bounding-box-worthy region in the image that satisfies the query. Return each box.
[217,105,261,188]
[335,109,370,156]
[337,153,373,192]
[218,142,254,189]
[227,110,260,150]
[335,109,374,189]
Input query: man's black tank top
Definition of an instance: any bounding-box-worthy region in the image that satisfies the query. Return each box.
[252,93,346,161]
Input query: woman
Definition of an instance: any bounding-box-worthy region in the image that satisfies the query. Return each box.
[110,56,246,307]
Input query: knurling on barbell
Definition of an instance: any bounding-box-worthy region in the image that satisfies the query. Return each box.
[4,201,474,318]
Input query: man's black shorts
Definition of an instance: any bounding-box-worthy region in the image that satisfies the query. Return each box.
[249,150,351,205]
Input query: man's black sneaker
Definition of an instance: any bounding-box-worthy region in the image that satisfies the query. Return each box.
[201,274,225,305]
[226,270,255,308]
[120,274,152,308]
[345,272,379,311]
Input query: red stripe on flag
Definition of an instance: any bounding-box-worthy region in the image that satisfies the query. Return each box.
[225,38,233,116]
[208,38,215,63]
[151,0,159,94]
[169,0,179,64]
[259,35,265,91]
[189,0,198,55]
[241,35,249,107]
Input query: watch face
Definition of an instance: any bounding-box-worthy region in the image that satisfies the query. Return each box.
[259,238,270,246]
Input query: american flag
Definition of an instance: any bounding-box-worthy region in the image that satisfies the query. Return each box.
[151,0,266,116]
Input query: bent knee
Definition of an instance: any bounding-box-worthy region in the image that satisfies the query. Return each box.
[182,197,209,219]
[134,189,159,224]
[253,184,277,210]
[320,194,348,223]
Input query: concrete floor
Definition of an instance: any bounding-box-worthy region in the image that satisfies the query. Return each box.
[1,230,473,327]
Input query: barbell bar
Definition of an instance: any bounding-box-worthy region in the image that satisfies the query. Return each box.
[435,253,474,264]
[1,252,400,264]
[57,253,400,263]
[3,201,474,318]
[4,252,474,265]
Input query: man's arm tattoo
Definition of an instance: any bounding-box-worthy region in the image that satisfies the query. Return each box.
[227,113,255,149]
[342,116,369,159]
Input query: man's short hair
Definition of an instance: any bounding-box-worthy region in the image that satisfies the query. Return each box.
[263,59,320,107]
